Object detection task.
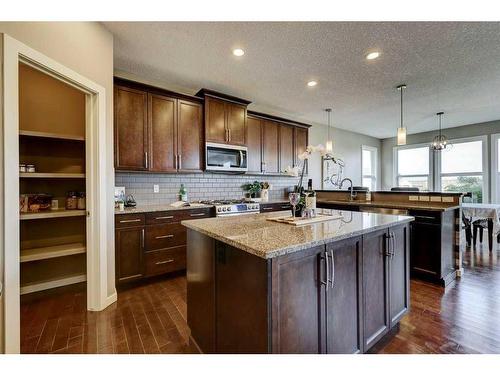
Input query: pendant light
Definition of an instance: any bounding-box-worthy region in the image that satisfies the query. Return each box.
[431,111,449,151]
[396,84,407,146]
[325,108,333,154]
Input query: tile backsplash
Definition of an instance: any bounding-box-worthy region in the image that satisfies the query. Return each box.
[115,172,301,205]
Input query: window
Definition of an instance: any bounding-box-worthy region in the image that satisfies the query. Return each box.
[361,145,377,190]
[438,137,487,203]
[492,134,500,203]
[395,145,431,190]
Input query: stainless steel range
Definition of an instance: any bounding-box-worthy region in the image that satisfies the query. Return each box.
[198,199,260,216]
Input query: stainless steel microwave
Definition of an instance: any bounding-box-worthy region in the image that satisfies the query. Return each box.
[205,142,248,172]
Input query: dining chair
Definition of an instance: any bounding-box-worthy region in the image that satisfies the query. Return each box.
[472,218,493,251]
[462,212,472,246]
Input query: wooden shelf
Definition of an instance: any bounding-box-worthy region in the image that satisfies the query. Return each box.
[20,172,85,179]
[20,242,86,263]
[20,273,86,295]
[19,130,85,141]
[20,209,86,220]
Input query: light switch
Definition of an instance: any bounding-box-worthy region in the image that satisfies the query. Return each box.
[153,184,160,193]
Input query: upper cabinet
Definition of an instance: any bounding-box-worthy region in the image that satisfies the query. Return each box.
[196,89,250,146]
[246,116,264,173]
[114,85,149,170]
[114,79,203,173]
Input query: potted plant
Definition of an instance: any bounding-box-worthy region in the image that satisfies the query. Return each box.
[242,181,262,199]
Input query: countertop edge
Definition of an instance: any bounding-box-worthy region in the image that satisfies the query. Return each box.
[182,215,414,260]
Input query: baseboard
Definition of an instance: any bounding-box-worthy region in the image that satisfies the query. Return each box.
[105,290,118,307]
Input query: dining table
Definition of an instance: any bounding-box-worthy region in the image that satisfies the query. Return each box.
[462,203,500,250]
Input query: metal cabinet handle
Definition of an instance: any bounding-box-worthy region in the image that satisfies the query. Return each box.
[145,151,148,169]
[262,207,273,211]
[228,128,231,142]
[281,205,291,209]
[175,154,178,169]
[155,216,174,220]
[390,232,396,258]
[178,154,182,169]
[155,259,174,265]
[384,233,391,257]
[155,234,174,239]
[190,213,206,217]
[330,250,335,287]
[141,228,145,249]
[261,162,267,173]
[324,251,330,291]
[119,219,141,223]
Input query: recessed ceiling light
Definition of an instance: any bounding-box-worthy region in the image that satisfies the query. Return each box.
[366,51,381,60]
[232,48,245,57]
[307,80,318,87]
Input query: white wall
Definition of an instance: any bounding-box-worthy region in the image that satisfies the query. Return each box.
[0,23,116,299]
[308,124,382,190]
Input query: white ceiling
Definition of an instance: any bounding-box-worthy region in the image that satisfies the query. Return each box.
[103,22,500,139]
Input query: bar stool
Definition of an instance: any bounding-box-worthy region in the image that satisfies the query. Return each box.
[472,218,493,251]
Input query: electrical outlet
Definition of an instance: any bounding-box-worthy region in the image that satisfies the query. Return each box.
[430,196,442,202]
[419,195,430,202]
[442,196,454,203]
[409,196,419,201]
[153,184,160,193]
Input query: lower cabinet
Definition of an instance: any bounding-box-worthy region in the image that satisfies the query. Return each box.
[115,208,213,285]
[259,202,292,213]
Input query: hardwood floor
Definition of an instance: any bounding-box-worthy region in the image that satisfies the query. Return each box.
[20,241,500,354]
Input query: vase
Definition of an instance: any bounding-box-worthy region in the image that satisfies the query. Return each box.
[261,189,269,202]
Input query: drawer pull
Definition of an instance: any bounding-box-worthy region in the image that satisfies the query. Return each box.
[155,259,174,265]
[281,205,291,209]
[155,234,174,239]
[262,207,273,210]
[155,216,174,220]
[190,213,206,217]
[119,219,142,223]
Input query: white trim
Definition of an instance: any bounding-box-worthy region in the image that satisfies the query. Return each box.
[393,143,433,190]
[492,133,500,204]
[1,34,112,353]
[361,145,378,190]
[435,135,488,202]
[20,274,86,295]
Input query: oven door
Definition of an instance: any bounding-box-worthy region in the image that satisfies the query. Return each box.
[206,143,248,172]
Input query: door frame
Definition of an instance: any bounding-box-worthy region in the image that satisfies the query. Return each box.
[1,34,112,353]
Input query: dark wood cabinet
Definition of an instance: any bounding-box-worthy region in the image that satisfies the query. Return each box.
[177,100,203,172]
[326,237,363,354]
[271,245,326,354]
[279,124,294,172]
[202,93,248,146]
[260,202,292,213]
[362,228,390,351]
[115,225,144,283]
[148,93,177,172]
[115,207,213,286]
[294,126,308,173]
[246,116,263,173]
[262,120,279,174]
[114,85,148,170]
[389,224,410,327]
[114,80,203,173]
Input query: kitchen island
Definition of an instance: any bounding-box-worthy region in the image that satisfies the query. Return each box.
[182,209,414,354]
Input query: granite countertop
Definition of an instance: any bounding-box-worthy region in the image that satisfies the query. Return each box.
[115,202,214,215]
[182,209,414,259]
[318,199,460,212]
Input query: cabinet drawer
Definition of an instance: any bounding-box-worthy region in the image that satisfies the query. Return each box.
[145,223,186,251]
[145,247,186,276]
[146,208,212,224]
[260,202,292,213]
[115,214,145,228]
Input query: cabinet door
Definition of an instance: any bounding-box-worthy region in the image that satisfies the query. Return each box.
[326,237,363,354]
[362,228,390,351]
[262,120,279,174]
[410,221,441,277]
[178,100,203,172]
[388,224,410,327]
[114,85,148,170]
[226,102,247,146]
[148,93,177,172]
[115,227,144,284]
[271,245,326,354]
[279,124,294,173]
[294,127,308,169]
[205,96,227,144]
[246,116,263,173]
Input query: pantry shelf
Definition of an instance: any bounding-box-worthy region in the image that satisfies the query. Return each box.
[19,129,85,141]
[20,209,86,220]
[20,172,85,178]
[20,273,86,295]
[20,242,86,263]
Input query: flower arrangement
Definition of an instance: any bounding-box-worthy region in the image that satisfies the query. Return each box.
[284,144,327,192]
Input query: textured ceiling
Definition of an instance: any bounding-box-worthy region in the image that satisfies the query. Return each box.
[103,22,500,139]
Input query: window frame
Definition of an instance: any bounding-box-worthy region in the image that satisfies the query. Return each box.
[393,143,434,191]
[435,135,488,203]
[492,133,500,203]
[361,145,378,190]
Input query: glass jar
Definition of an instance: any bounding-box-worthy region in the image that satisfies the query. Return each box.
[77,192,86,210]
[66,191,78,210]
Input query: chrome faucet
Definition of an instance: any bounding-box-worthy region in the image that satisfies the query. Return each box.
[340,178,357,201]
